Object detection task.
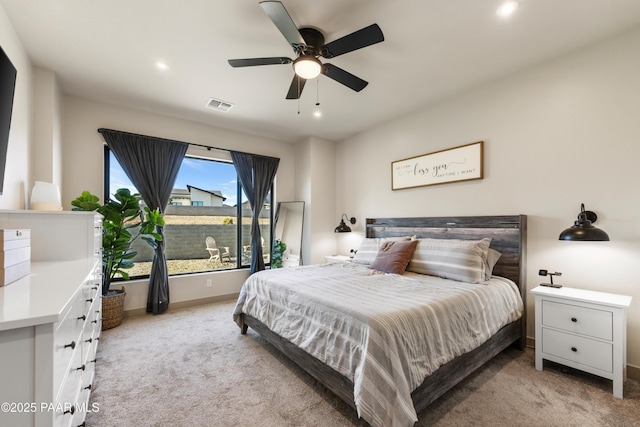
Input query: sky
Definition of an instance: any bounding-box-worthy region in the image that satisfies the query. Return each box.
[109,153,243,206]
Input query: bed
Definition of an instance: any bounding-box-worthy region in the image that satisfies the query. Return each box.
[233,215,527,427]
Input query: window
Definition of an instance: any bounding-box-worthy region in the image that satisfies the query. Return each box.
[104,147,272,278]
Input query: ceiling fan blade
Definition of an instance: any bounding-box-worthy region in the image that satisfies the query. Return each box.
[321,24,384,58]
[228,57,292,67]
[259,1,305,48]
[321,63,368,92]
[286,74,307,99]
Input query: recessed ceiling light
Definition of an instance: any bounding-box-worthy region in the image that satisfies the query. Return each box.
[496,1,519,17]
[313,110,322,118]
[154,61,170,71]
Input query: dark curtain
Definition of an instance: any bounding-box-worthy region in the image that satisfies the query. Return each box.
[230,151,280,274]
[99,128,188,314]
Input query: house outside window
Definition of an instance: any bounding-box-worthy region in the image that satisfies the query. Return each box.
[105,148,272,278]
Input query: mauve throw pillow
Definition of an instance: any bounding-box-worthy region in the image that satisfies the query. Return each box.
[370,240,418,274]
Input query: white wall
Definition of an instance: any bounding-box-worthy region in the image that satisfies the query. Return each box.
[32,67,62,187]
[336,28,640,369]
[295,136,336,264]
[0,4,31,209]
[61,95,297,311]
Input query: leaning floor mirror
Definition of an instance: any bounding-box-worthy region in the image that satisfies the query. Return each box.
[273,201,304,267]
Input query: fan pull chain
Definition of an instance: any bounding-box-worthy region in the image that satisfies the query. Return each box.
[297,77,301,115]
[316,78,320,106]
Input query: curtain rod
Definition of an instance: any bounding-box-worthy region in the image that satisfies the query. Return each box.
[97,128,280,161]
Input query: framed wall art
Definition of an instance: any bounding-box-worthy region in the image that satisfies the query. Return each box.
[391,141,483,190]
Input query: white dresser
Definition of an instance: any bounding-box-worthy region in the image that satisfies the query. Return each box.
[0,211,102,427]
[531,285,632,398]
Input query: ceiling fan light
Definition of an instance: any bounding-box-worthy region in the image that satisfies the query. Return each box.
[293,56,322,79]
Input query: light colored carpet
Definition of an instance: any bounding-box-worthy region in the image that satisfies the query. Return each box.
[87,300,640,426]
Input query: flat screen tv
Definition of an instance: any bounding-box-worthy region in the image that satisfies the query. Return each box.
[0,45,17,195]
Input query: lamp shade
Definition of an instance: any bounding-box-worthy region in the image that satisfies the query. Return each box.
[559,204,609,241]
[30,181,62,211]
[334,214,356,233]
[334,219,351,233]
[293,56,322,79]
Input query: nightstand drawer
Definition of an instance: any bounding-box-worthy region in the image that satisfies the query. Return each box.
[542,300,612,340]
[542,328,613,373]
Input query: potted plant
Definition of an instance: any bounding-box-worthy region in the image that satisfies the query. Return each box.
[271,239,287,268]
[71,188,165,329]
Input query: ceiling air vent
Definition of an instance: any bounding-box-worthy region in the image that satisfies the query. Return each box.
[205,98,234,112]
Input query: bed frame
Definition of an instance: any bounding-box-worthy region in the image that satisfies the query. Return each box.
[239,215,527,416]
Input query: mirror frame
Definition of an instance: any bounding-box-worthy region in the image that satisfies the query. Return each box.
[274,201,305,266]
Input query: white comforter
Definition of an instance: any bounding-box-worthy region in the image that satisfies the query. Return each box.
[233,261,523,427]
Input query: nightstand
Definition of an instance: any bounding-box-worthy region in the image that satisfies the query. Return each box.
[531,285,632,398]
[324,255,351,263]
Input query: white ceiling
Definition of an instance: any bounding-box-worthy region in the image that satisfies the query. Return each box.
[2,0,640,143]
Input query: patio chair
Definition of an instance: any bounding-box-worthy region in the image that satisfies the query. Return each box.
[220,245,231,262]
[206,236,231,263]
[242,237,269,263]
[206,236,220,262]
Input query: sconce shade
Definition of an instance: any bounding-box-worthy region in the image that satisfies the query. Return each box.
[334,219,351,233]
[559,203,610,241]
[334,214,356,233]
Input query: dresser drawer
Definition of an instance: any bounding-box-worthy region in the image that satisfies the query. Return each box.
[53,292,84,397]
[54,344,84,426]
[542,328,613,373]
[541,300,612,340]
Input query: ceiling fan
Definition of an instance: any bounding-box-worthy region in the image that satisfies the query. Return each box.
[228,1,384,100]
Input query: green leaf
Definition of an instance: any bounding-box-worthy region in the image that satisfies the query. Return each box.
[73,187,165,294]
[70,191,101,211]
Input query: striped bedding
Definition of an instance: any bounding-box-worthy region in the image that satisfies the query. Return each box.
[233,261,523,427]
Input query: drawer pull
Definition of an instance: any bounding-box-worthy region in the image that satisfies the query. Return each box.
[92,319,99,324]
[85,338,93,344]
[83,384,92,391]
[16,230,22,236]
[571,347,578,352]
[86,298,93,303]
[64,405,75,415]
[89,358,97,364]
[571,317,577,322]
[64,341,76,350]
[78,422,86,427]
[91,286,98,291]
[76,364,86,371]
[77,315,86,321]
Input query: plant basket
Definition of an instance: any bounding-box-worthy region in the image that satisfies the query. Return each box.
[102,286,126,330]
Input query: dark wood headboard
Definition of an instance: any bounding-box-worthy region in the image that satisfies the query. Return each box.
[366,215,527,321]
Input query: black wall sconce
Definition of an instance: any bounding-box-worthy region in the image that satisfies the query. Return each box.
[335,214,356,233]
[559,203,610,241]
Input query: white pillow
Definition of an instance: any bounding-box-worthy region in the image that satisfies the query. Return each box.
[352,236,411,265]
[484,248,502,280]
[352,238,379,265]
[407,237,492,283]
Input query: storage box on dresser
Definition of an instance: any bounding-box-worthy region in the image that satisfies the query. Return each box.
[0,211,102,427]
[531,285,632,398]
[0,228,31,286]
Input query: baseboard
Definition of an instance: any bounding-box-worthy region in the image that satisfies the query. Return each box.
[122,293,240,319]
[526,336,535,349]
[628,364,640,381]
[527,336,640,381]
